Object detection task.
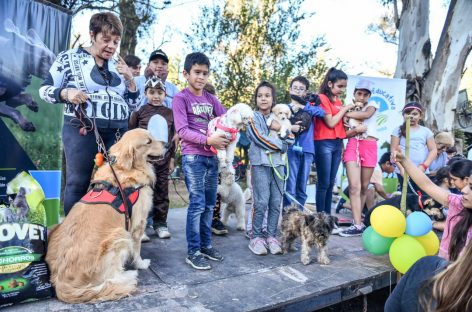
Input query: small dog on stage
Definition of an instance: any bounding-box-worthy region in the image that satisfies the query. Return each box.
[281,206,337,265]
[268,104,292,139]
[218,169,250,231]
[207,103,253,173]
[46,129,165,303]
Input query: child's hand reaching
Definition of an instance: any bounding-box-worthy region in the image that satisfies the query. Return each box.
[391,149,406,164]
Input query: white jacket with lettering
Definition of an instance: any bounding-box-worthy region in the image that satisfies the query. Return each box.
[39,48,139,129]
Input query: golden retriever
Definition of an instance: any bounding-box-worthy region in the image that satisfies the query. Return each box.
[46,129,164,303]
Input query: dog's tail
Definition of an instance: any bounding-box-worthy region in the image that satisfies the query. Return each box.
[52,230,137,303]
[243,188,252,202]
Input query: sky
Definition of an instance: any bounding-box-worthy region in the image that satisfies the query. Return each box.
[72,0,449,78]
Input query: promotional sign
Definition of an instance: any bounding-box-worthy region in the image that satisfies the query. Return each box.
[0,0,72,223]
[347,75,407,153]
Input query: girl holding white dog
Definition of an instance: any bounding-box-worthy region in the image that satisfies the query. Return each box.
[246,81,293,255]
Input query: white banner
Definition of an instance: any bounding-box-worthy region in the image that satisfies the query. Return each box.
[347,75,407,154]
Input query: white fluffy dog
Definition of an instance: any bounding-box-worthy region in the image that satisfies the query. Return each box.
[207,103,254,173]
[218,169,250,231]
[268,104,292,139]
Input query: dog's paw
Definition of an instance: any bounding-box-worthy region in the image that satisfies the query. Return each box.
[318,256,330,265]
[301,256,311,265]
[290,245,298,252]
[236,224,245,231]
[134,258,151,270]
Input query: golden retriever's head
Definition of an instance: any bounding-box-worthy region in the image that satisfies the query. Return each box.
[226,103,254,128]
[109,129,165,171]
[272,104,291,121]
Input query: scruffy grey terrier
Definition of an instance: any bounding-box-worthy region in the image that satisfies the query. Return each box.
[281,206,337,265]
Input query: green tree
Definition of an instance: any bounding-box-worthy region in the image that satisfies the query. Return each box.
[186,0,327,107]
[46,0,170,55]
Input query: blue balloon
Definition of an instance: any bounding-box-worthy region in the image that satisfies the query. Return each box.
[405,211,432,237]
[148,115,168,144]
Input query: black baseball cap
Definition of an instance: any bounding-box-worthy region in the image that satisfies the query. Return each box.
[149,49,169,63]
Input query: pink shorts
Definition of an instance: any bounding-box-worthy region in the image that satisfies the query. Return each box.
[343,138,378,168]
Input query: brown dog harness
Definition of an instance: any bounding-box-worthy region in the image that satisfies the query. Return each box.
[80,180,142,221]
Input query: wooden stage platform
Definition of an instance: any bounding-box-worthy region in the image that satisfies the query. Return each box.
[5,207,395,311]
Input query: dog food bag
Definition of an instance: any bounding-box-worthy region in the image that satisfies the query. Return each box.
[0,171,53,307]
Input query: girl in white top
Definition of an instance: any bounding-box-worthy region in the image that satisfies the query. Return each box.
[339,79,379,237]
[390,102,437,193]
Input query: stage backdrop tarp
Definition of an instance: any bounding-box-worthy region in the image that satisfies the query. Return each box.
[346,75,407,154]
[0,0,71,225]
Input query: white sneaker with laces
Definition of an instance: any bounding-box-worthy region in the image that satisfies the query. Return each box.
[156,226,171,239]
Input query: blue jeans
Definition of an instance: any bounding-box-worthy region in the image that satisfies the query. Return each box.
[283,149,314,208]
[251,165,283,238]
[62,123,125,215]
[314,139,343,214]
[182,155,218,255]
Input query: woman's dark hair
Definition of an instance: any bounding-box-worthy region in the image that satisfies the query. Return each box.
[447,159,472,261]
[254,81,276,109]
[431,166,450,186]
[449,159,472,179]
[184,52,210,73]
[318,67,347,98]
[89,12,123,37]
[399,101,424,137]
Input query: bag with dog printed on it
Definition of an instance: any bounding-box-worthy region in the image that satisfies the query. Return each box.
[0,172,53,307]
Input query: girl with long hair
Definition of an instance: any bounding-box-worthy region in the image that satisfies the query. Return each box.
[313,68,355,215]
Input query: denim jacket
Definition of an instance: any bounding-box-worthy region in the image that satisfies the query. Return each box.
[247,111,293,166]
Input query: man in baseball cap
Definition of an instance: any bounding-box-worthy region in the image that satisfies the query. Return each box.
[135,48,180,110]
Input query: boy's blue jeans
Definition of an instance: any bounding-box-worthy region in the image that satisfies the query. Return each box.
[283,149,314,208]
[314,139,343,214]
[182,155,218,255]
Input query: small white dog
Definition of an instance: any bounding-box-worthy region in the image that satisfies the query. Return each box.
[207,103,254,173]
[268,104,292,139]
[218,169,250,231]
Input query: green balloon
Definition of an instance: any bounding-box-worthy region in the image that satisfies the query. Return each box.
[362,226,395,255]
[389,234,427,274]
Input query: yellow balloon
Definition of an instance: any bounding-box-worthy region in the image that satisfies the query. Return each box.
[389,235,426,274]
[414,231,440,256]
[371,205,406,237]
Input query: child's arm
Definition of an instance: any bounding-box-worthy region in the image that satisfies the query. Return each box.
[303,105,325,118]
[128,111,138,130]
[394,151,449,206]
[323,104,355,128]
[247,117,288,152]
[173,95,229,149]
[345,106,376,120]
[421,136,437,172]
[346,124,367,138]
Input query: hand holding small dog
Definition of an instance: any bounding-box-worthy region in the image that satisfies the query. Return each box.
[207,133,230,150]
[269,119,281,131]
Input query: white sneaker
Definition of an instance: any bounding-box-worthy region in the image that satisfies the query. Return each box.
[266,237,282,255]
[141,233,151,242]
[156,226,171,239]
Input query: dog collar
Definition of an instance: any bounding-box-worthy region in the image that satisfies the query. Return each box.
[207,117,239,154]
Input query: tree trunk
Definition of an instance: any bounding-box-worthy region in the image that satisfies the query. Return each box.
[422,0,472,131]
[119,0,140,56]
[394,0,432,102]
[394,0,432,79]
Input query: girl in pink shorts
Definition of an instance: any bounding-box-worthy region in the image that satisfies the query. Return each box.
[339,79,379,237]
